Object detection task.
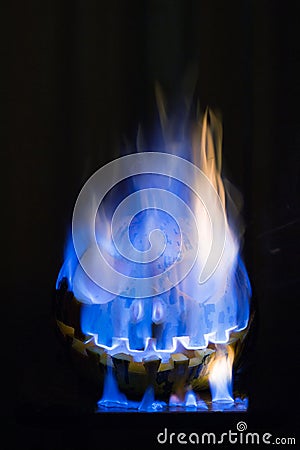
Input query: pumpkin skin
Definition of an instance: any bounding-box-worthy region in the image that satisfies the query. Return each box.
[54,279,252,401]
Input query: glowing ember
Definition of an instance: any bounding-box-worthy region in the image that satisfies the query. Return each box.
[55,103,252,411]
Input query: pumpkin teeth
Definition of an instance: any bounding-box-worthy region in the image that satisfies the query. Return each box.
[55,293,252,407]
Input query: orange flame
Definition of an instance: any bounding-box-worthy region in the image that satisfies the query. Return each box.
[208,344,234,402]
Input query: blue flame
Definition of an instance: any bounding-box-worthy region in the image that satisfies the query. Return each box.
[56,233,78,290]
[57,176,251,353]
[56,109,252,411]
[97,364,129,409]
[97,365,166,412]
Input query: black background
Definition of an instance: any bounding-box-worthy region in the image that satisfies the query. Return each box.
[2,1,299,448]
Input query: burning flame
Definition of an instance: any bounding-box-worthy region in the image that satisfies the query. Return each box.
[56,93,251,409]
[208,344,234,403]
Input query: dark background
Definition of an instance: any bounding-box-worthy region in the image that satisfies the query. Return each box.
[2,1,299,448]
